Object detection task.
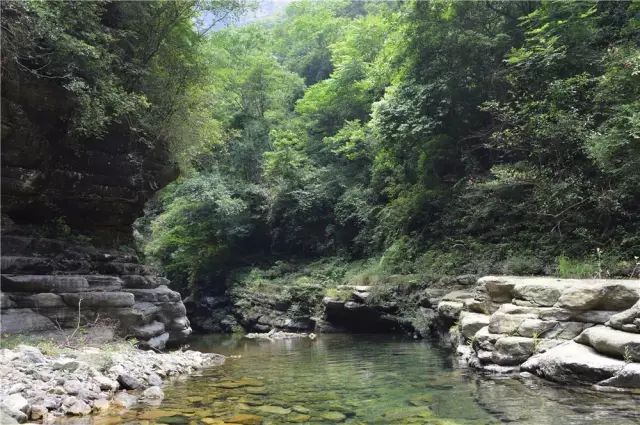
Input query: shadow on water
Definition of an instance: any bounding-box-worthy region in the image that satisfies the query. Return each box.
[66,334,640,424]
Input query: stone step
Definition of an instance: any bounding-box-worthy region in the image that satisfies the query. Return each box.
[60,292,135,308]
[1,275,89,292]
[1,256,54,274]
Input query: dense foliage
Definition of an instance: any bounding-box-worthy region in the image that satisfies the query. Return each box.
[10,1,637,292]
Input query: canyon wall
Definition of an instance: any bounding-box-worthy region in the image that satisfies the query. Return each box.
[0,71,188,348]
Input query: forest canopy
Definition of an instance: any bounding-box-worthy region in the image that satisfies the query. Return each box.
[5,0,638,293]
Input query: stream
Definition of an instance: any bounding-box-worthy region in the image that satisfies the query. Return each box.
[79,334,639,424]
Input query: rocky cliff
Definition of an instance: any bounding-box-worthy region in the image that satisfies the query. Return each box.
[439,276,640,389]
[1,70,188,348]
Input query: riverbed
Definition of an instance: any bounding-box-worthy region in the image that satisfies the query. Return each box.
[83,334,640,424]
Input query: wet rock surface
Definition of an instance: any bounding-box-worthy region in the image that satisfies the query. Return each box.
[438,275,640,389]
[0,344,223,423]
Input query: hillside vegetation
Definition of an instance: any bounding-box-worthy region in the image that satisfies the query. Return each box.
[7,1,638,295]
[141,0,639,295]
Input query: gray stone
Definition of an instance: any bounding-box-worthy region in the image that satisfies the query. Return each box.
[597,363,640,388]
[0,409,21,424]
[488,311,536,335]
[67,399,91,416]
[121,275,168,289]
[145,332,170,351]
[112,392,137,409]
[146,372,163,387]
[127,286,182,303]
[0,309,56,333]
[61,292,135,308]
[93,375,118,392]
[1,394,29,414]
[131,321,165,339]
[142,386,164,400]
[117,374,142,390]
[92,398,110,412]
[437,301,464,321]
[521,341,626,384]
[557,283,603,310]
[459,312,490,340]
[513,283,563,307]
[15,345,46,363]
[83,275,123,291]
[492,336,535,366]
[53,359,80,372]
[63,379,84,395]
[516,319,558,338]
[1,275,89,292]
[478,276,515,303]
[607,300,640,333]
[29,404,47,421]
[574,325,640,361]
[543,321,593,340]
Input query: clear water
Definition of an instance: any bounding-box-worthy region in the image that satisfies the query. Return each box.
[82,334,639,424]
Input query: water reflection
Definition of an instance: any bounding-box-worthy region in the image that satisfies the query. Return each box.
[65,334,640,424]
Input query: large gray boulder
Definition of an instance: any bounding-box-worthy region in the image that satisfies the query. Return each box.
[574,325,640,362]
[521,341,625,384]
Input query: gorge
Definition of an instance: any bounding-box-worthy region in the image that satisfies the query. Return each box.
[2,0,640,424]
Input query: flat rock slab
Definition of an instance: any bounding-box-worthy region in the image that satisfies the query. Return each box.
[2,275,89,292]
[521,341,626,384]
[575,325,640,362]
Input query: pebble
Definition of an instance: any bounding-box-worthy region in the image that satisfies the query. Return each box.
[67,399,91,416]
[0,345,223,420]
[142,386,164,400]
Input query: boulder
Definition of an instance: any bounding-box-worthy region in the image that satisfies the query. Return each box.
[492,336,535,366]
[574,325,640,361]
[459,312,490,340]
[597,363,640,388]
[131,321,166,339]
[521,341,625,384]
[1,394,29,414]
[144,332,170,351]
[437,301,464,322]
[117,374,142,390]
[478,276,515,303]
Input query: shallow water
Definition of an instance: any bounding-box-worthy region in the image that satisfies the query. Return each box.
[85,334,639,424]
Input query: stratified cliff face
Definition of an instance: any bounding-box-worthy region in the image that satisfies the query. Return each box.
[1,71,177,243]
[0,71,187,348]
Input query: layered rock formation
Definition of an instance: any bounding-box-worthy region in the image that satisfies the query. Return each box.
[2,71,177,243]
[1,222,191,349]
[1,70,187,348]
[439,276,640,388]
